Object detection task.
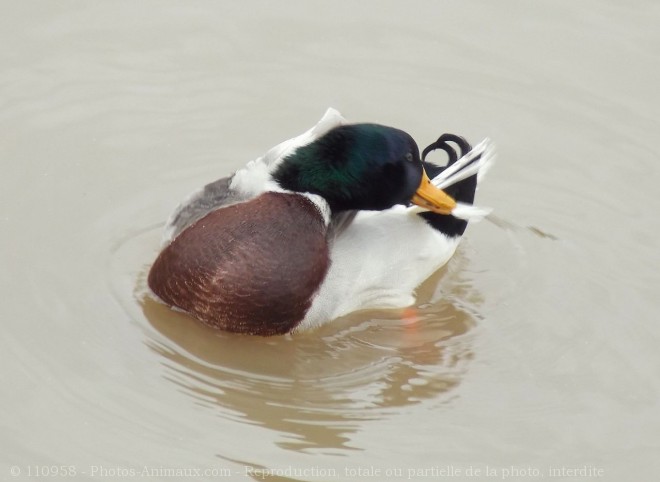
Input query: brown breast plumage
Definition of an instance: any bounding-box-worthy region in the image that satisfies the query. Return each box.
[147,192,330,335]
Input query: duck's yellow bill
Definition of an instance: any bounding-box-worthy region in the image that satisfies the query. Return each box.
[411,170,456,215]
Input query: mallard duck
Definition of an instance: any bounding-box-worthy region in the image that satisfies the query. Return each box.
[148,109,493,335]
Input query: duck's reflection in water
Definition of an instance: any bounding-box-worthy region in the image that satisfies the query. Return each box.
[140,259,482,453]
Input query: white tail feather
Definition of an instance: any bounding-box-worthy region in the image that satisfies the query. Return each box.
[429,138,496,222]
[432,138,494,189]
[451,202,492,221]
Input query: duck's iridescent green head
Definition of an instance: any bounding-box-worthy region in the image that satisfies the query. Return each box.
[273,124,456,213]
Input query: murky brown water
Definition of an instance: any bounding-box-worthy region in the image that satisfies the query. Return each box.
[2,1,659,481]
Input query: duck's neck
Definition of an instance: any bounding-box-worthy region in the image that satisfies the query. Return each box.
[272,143,364,212]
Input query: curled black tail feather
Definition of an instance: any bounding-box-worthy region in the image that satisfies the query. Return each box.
[422,133,471,165]
[418,134,478,237]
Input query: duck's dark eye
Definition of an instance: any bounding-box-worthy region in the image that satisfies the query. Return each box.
[405,152,414,162]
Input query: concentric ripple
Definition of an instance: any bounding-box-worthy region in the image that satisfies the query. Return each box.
[108,217,493,452]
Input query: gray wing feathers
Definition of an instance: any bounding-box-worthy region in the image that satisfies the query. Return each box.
[162,175,246,245]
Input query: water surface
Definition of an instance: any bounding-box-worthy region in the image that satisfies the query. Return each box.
[2,1,659,481]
